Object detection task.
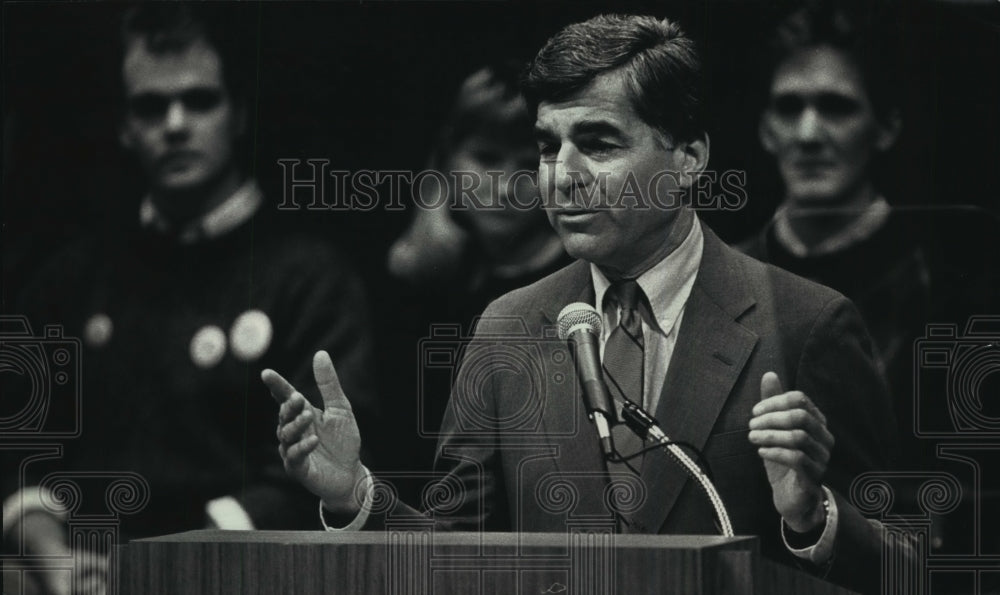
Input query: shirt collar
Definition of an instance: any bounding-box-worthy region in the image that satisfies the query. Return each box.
[590,214,704,337]
[773,196,891,257]
[139,179,263,244]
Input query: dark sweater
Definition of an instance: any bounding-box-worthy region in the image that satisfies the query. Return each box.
[740,208,1000,468]
[7,213,378,537]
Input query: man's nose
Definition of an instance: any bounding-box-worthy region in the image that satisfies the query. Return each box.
[164,100,189,134]
[793,106,824,142]
[550,145,593,202]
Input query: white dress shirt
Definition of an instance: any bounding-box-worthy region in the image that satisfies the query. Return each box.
[590,214,703,415]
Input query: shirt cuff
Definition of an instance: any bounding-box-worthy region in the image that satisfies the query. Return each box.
[205,496,256,530]
[782,485,838,565]
[319,465,373,532]
[2,486,67,538]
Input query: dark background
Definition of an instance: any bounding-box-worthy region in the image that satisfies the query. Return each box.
[3,0,999,304]
[3,4,1000,586]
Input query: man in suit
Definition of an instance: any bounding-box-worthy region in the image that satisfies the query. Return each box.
[264,14,906,594]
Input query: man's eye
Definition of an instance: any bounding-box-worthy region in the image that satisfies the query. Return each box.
[129,94,170,120]
[771,94,805,117]
[127,89,223,121]
[181,89,223,112]
[581,140,618,155]
[537,143,558,159]
[816,93,861,118]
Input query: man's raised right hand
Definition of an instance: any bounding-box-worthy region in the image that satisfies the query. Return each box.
[261,350,366,514]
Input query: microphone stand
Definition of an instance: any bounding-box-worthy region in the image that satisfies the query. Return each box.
[620,402,734,537]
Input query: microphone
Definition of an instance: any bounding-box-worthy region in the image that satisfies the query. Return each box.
[557,303,734,536]
[557,303,615,459]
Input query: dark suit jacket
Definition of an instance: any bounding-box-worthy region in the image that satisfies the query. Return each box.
[379,225,902,593]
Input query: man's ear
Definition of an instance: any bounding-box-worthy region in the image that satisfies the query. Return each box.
[759,114,778,154]
[234,101,249,138]
[875,109,902,152]
[673,133,710,188]
[119,121,134,151]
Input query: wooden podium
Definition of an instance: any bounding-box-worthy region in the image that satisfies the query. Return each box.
[118,530,857,594]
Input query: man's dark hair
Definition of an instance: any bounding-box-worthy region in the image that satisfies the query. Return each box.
[768,2,899,123]
[120,3,255,105]
[521,14,705,143]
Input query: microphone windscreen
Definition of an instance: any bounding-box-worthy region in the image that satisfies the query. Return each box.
[557,302,602,340]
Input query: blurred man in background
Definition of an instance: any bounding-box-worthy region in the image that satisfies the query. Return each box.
[742,3,911,390]
[2,5,378,594]
[742,2,1000,565]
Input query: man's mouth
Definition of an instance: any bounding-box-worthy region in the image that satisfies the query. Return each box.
[552,209,602,226]
[158,151,201,171]
[791,158,836,173]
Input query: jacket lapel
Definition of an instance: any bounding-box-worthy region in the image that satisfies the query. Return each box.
[528,230,761,529]
[630,227,759,534]
[534,261,615,519]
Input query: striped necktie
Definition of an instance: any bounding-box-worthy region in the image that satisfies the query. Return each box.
[603,279,648,476]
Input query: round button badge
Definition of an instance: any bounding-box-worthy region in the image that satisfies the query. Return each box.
[190,325,227,369]
[84,313,113,348]
[230,310,273,362]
